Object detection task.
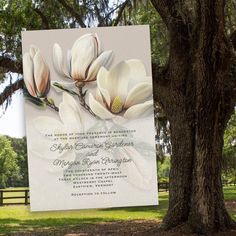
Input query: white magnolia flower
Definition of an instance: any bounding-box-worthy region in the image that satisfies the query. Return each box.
[52,33,113,85]
[23,45,50,97]
[32,92,83,163]
[89,59,153,120]
[115,146,154,190]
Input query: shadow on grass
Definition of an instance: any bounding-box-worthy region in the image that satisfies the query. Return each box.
[0,217,110,235]
[100,195,168,213]
[0,195,169,235]
[0,203,168,235]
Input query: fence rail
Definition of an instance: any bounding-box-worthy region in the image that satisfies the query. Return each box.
[158,182,169,192]
[0,183,169,206]
[0,189,29,206]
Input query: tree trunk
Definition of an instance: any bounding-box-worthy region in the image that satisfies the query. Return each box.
[189,112,233,233]
[151,0,236,233]
[163,110,194,228]
[162,82,235,233]
[187,0,235,232]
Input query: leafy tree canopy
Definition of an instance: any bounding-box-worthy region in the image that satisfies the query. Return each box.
[0,135,21,188]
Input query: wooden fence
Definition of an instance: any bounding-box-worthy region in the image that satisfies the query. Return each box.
[0,189,29,206]
[158,182,169,192]
[0,183,169,206]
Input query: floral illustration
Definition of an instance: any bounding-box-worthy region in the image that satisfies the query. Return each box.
[89,59,153,120]
[51,33,113,115]
[23,45,58,111]
[115,146,154,190]
[32,92,83,163]
[23,45,50,98]
[53,33,113,85]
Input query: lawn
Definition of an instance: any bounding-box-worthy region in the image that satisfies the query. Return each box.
[0,187,235,235]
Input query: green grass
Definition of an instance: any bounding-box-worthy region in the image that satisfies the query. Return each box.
[0,191,167,235]
[223,185,236,201]
[0,187,235,235]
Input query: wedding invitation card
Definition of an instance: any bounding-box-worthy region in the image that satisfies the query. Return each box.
[22,26,158,211]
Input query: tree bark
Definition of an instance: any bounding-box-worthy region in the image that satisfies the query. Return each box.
[0,79,24,106]
[188,0,235,232]
[163,112,194,227]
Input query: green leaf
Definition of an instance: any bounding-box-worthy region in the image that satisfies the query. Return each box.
[53,82,78,95]
[47,97,55,105]
[23,89,46,107]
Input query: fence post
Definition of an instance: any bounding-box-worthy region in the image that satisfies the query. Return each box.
[0,190,3,206]
[25,190,28,205]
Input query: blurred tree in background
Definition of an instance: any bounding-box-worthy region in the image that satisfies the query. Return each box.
[8,136,28,187]
[0,135,21,188]
[223,110,236,184]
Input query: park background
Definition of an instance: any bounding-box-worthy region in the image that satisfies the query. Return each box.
[0,0,236,235]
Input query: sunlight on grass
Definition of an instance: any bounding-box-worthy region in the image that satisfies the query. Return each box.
[223,186,236,201]
[224,186,236,221]
[0,192,167,235]
[0,187,235,235]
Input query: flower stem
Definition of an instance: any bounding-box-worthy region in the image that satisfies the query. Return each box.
[76,83,97,117]
[53,81,97,117]
[43,97,59,112]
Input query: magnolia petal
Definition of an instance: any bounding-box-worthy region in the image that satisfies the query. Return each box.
[125,147,153,181]
[33,51,50,96]
[51,80,77,93]
[89,93,115,120]
[33,116,64,135]
[71,34,97,80]
[96,89,106,107]
[126,59,150,88]
[96,67,111,106]
[62,92,82,119]
[71,34,93,53]
[29,138,65,161]
[106,61,130,101]
[59,102,80,128]
[59,102,83,132]
[112,115,127,125]
[126,59,147,78]
[23,52,36,97]
[117,147,152,190]
[123,100,153,119]
[124,82,152,108]
[86,50,113,81]
[67,49,71,77]
[29,45,39,59]
[95,33,102,55]
[53,43,71,78]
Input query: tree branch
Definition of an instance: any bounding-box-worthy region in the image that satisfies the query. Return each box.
[57,0,86,28]
[94,5,105,26]
[150,0,193,31]
[151,0,193,92]
[113,0,130,26]
[0,79,24,106]
[152,63,172,115]
[33,8,50,29]
[0,56,22,74]
[231,30,236,51]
